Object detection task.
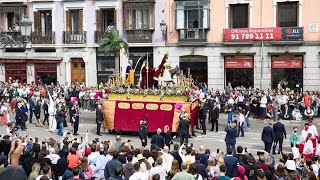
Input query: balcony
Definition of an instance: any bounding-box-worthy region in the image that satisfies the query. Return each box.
[178,28,207,46]
[31,31,55,44]
[63,31,86,44]
[1,31,23,43]
[95,31,106,43]
[125,30,153,43]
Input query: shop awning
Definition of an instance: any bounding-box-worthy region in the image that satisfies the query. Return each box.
[221,52,256,56]
[268,52,306,56]
[0,57,62,63]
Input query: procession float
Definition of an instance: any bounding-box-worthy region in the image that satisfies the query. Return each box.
[102,54,200,133]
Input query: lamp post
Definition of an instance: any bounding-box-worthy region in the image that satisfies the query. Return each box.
[160,20,167,40]
[19,16,33,44]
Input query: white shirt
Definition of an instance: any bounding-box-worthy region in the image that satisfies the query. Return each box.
[149,165,167,180]
[88,151,100,165]
[308,124,318,138]
[260,96,267,108]
[303,139,314,154]
[179,146,195,165]
[238,114,245,126]
[45,154,60,164]
[161,153,174,172]
[300,130,308,144]
[95,155,108,178]
[129,172,149,180]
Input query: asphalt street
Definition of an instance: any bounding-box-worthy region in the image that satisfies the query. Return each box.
[1,110,318,158]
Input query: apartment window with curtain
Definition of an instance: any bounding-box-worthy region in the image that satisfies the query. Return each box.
[277,2,298,27]
[40,11,52,34]
[125,8,153,30]
[71,10,79,32]
[229,4,249,28]
[184,6,204,29]
[103,9,115,31]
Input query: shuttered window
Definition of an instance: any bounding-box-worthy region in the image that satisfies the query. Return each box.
[66,9,83,32]
[125,8,154,30]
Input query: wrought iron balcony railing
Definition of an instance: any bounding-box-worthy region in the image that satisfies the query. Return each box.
[32,31,55,44]
[63,31,87,44]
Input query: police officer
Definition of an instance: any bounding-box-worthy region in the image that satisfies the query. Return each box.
[70,101,80,135]
[139,118,148,147]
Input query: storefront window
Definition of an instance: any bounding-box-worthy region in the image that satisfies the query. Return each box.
[37,72,57,85]
[224,56,254,88]
[97,54,115,84]
[271,55,303,91]
[180,55,208,86]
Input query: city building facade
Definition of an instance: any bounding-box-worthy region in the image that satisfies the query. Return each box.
[165,0,320,91]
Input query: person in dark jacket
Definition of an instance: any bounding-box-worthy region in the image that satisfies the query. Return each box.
[104,151,122,179]
[198,103,207,135]
[57,149,69,178]
[239,155,257,180]
[170,144,182,169]
[210,102,219,132]
[178,114,190,145]
[150,128,165,149]
[15,102,24,129]
[122,154,134,180]
[28,97,35,124]
[34,100,42,127]
[43,99,49,125]
[224,147,238,178]
[62,167,85,180]
[163,125,172,149]
[272,119,286,155]
[139,119,148,147]
[96,104,103,136]
[191,154,208,179]
[261,122,275,153]
[56,105,64,137]
[225,123,237,153]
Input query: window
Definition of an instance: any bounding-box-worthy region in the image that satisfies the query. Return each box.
[71,10,79,32]
[277,2,298,27]
[229,4,249,28]
[126,8,153,30]
[103,9,114,31]
[40,11,52,33]
[184,6,203,29]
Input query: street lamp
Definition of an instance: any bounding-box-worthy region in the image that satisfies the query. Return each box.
[160,20,167,40]
[19,16,33,44]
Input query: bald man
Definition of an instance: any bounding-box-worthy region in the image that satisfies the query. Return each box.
[150,128,165,150]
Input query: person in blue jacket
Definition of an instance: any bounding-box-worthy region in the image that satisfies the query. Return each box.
[225,122,237,154]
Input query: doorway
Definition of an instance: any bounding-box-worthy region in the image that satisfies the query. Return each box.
[179,55,208,86]
[71,58,85,84]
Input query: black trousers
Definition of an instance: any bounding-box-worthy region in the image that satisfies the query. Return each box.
[43,114,49,124]
[211,119,218,132]
[226,143,236,154]
[97,123,101,134]
[73,119,79,134]
[237,123,244,137]
[180,134,188,145]
[29,109,34,123]
[264,142,272,153]
[200,119,206,134]
[140,137,147,147]
[21,118,26,130]
[273,138,283,154]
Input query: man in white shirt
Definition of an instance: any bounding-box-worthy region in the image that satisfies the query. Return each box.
[260,93,268,122]
[307,119,318,154]
[149,157,167,180]
[178,144,195,166]
[88,144,100,170]
[94,148,108,179]
[129,162,148,180]
[161,146,174,172]
[237,110,245,137]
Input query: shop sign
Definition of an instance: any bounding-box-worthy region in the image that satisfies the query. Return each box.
[272,59,303,68]
[225,59,253,68]
[223,27,303,41]
[35,64,57,72]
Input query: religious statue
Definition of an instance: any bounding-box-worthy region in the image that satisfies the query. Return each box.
[126,60,134,85]
[153,53,168,88]
[140,60,154,89]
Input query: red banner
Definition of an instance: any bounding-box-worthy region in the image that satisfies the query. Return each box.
[224,28,283,41]
[225,59,253,68]
[272,59,303,68]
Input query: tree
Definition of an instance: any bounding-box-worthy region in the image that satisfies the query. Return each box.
[98,28,129,83]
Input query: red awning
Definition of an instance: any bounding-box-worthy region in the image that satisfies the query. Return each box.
[0,58,62,64]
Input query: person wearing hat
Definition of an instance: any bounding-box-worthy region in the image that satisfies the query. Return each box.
[70,101,80,135]
[139,118,148,147]
[233,165,248,180]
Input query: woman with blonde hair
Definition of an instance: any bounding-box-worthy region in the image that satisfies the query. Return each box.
[167,160,180,180]
[80,157,94,180]
[28,163,41,180]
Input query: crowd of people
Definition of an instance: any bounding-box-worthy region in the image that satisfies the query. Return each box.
[0,80,320,179]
